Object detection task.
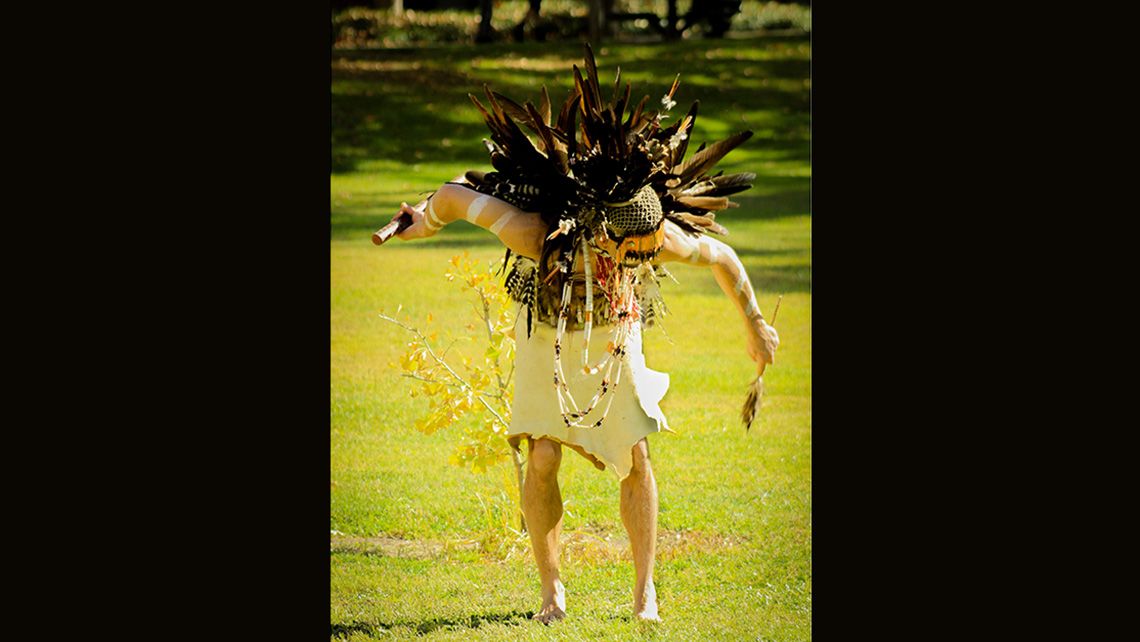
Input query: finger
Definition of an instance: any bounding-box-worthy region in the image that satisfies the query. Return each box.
[393,202,411,223]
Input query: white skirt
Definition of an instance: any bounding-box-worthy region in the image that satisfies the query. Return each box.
[507,312,671,480]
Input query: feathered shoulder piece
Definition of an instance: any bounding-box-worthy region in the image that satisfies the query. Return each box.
[463,45,757,338]
[465,44,756,245]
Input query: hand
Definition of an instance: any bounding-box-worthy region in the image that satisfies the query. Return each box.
[394,200,436,240]
[747,318,779,376]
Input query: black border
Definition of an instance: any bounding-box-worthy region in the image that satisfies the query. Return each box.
[94,1,1023,637]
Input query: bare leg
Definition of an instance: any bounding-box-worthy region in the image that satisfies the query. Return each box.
[523,438,566,623]
[620,438,660,621]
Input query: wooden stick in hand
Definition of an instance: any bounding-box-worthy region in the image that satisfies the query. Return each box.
[371,211,413,246]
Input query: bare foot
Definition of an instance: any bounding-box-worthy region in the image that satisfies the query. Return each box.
[532,580,567,624]
[634,580,661,622]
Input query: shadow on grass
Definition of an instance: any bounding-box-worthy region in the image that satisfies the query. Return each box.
[746,264,811,295]
[331,611,533,638]
[726,188,809,221]
[332,36,809,176]
[672,261,810,295]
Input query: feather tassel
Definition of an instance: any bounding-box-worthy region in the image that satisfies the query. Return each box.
[742,376,764,431]
[742,295,782,431]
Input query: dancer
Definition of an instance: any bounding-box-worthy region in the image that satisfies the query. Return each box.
[382,46,779,623]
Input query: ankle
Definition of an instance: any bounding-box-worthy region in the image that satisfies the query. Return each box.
[635,580,656,605]
[542,578,565,597]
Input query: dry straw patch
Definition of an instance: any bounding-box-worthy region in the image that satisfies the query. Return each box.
[331,527,743,563]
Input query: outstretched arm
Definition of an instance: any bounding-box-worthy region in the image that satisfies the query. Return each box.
[391,176,546,261]
[657,220,780,375]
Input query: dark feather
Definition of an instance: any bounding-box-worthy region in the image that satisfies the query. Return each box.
[524,102,552,148]
[491,91,532,126]
[682,172,757,197]
[479,87,549,171]
[572,65,588,115]
[565,94,580,157]
[616,82,631,124]
[465,170,486,186]
[702,172,756,197]
[674,195,731,211]
[625,94,649,130]
[538,85,552,126]
[674,211,728,235]
[468,93,493,125]
[676,130,754,187]
[668,101,700,169]
[663,212,704,236]
[742,376,764,431]
[583,43,601,108]
[665,74,681,103]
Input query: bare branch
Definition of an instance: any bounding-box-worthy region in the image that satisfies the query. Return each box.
[401,373,459,387]
[379,313,511,430]
[440,337,461,360]
[503,360,515,391]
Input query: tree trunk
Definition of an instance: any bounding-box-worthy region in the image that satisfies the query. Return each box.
[588,0,603,44]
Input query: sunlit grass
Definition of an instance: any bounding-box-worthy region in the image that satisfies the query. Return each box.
[332,35,809,640]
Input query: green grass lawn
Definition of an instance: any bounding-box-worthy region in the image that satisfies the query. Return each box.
[332,34,810,641]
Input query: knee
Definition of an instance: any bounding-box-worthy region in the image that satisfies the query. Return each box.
[528,438,562,476]
[629,439,652,476]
